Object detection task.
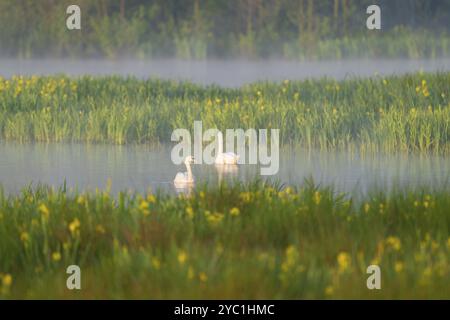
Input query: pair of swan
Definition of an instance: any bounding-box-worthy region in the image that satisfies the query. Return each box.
[173,132,239,187]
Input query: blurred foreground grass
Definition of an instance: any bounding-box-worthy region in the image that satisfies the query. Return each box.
[0,180,448,299]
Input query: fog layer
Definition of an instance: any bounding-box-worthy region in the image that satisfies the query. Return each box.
[2,59,450,87]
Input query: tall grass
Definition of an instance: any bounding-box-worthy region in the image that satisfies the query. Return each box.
[0,73,449,154]
[0,180,448,298]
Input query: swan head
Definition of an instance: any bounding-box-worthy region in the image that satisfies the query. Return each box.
[184,156,195,165]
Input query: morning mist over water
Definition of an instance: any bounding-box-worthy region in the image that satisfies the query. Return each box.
[1,58,450,86]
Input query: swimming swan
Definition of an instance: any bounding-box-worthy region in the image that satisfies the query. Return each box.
[174,156,195,186]
[215,132,240,165]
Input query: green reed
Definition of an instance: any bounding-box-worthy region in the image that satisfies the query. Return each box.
[0,73,449,154]
[0,180,448,298]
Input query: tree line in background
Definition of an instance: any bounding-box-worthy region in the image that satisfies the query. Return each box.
[1,0,450,59]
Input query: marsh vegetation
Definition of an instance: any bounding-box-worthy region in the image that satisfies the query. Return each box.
[0,181,448,298]
[0,71,449,299]
[0,73,449,154]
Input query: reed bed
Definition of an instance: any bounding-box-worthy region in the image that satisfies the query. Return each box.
[0,73,449,154]
[2,0,450,60]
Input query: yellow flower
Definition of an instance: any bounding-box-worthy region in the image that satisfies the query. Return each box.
[20,231,30,243]
[364,203,370,213]
[229,207,240,216]
[337,252,351,272]
[2,274,12,287]
[68,218,80,235]
[286,245,296,258]
[281,245,298,273]
[239,192,252,203]
[178,251,187,265]
[38,204,50,219]
[325,285,334,296]
[206,212,224,226]
[77,195,85,205]
[151,257,161,270]
[139,200,150,216]
[386,236,401,251]
[185,206,194,219]
[313,191,321,205]
[199,272,208,282]
[139,200,149,211]
[146,194,156,203]
[52,252,61,262]
[95,224,106,235]
[394,261,404,273]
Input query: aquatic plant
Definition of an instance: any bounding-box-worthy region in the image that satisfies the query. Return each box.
[0,180,448,298]
[0,73,450,154]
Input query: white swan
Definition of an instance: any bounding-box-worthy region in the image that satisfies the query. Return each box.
[215,131,240,165]
[174,156,195,187]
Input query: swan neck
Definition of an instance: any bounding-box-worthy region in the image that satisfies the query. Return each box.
[217,132,223,154]
[186,162,193,180]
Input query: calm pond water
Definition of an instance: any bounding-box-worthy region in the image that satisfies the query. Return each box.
[1,142,449,197]
[1,58,450,87]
